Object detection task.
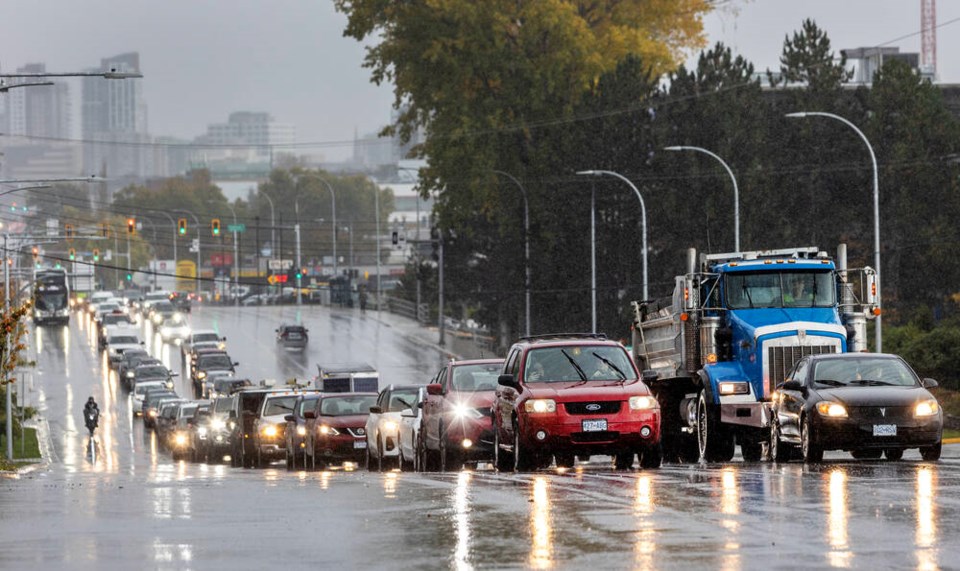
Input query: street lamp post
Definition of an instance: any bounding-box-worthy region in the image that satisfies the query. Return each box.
[577,170,649,301]
[664,146,741,253]
[786,111,882,351]
[493,170,531,337]
[259,191,276,261]
[315,176,338,280]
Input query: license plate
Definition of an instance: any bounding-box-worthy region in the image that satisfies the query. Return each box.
[873,424,897,437]
[288,333,301,339]
[582,419,607,432]
[353,440,367,449]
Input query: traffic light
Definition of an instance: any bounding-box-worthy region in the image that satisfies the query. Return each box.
[295,268,303,280]
[126,273,132,281]
[65,223,74,241]
[99,222,109,237]
[211,219,221,236]
[127,217,136,235]
[93,248,100,262]
[178,218,187,236]
[68,248,76,261]
[391,231,399,246]
[32,246,39,260]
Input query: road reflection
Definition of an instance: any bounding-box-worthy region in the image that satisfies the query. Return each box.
[633,474,655,570]
[720,467,740,571]
[529,476,553,569]
[826,468,851,568]
[453,471,472,571]
[915,466,937,570]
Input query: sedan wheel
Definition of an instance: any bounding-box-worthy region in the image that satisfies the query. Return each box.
[377,435,385,472]
[554,453,575,469]
[770,422,792,463]
[920,442,942,461]
[801,415,824,463]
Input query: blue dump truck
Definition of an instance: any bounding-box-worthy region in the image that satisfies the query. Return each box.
[632,245,878,462]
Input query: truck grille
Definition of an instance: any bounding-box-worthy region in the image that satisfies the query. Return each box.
[767,345,836,394]
[564,402,621,415]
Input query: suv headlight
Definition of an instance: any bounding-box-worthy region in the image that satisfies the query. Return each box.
[210,419,226,431]
[629,396,659,410]
[261,424,278,438]
[915,400,939,417]
[319,425,340,436]
[816,401,848,418]
[524,399,556,413]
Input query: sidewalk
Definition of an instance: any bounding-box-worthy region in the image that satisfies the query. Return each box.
[364,308,502,360]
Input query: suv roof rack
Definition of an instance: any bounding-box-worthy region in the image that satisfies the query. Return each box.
[517,332,608,342]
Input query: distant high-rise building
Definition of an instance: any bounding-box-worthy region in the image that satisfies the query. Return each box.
[0,63,79,180]
[82,52,150,188]
[192,111,295,178]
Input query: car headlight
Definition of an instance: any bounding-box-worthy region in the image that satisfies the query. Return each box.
[296,426,307,436]
[173,314,183,323]
[211,419,226,431]
[382,420,399,433]
[148,409,158,418]
[262,424,278,438]
[524,399,557,413]
[125,371,135,378]
[165,381,174,389]
[629,395,659,410]
[152,314,162,324]
[817,401,848,418]
[452,403,484,419]
[174,432,188,446]
[915,400,940,417]
[319,425,339,436]
[197,371,207,379]
[197,427,208,436]
[718,381,750,396]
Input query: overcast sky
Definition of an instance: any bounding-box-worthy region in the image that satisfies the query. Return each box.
[1,1,958,162]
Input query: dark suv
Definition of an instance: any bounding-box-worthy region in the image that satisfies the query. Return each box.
[493,333,662,472]
[276,324,308,350]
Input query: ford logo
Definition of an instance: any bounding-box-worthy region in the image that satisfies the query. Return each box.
[585,403,602,411]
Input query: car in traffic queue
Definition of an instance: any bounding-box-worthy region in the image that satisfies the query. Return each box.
[420,359,504,471]
[142,390,180,429]
[365,384,423,471]
[304,392,379,470]
[133,381,170,416]
[180,329,226,364]
[169,291,192,313]
[251,391,315,468]
[198,397,237,463]
[210,377,254,399]
[493,334,662,472]
[284,393,322,470]
[396,387,426,472]
[141,291,173,315]
[168,401,208,461]
[156,399,187,443]
[104,329,145,368]
[190,350,238,398]
[96,311,135,349]
[276,324,309,351]
[157,311,190,342]
[115,348,153,382]
[770,353,944,463]
[227,388,286,468]
[123,362,175,392]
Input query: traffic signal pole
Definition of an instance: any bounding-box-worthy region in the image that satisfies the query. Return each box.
[295,223,302,306]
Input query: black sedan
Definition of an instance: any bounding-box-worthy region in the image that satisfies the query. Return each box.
[770,353,943,462]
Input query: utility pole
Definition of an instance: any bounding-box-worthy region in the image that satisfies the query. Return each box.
[295,223,302,306]
[4,234,13,460]
[438,230,445,347]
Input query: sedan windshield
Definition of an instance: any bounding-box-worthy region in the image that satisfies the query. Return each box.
[812,358,919,387]
[109,336,139,345]
[524,346,636,383]
[725,271,835,309]
[193,333,220,343]
[136,366,169,378]
[320,395,377,416]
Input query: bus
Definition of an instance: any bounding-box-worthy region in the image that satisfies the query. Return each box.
[33,268,70,325]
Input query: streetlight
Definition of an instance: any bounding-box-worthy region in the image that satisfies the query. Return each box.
[786,111,882,351]
[493,170,531,337]
[664,146,740,253]
[577,170,649,301]
[315,175,338,280]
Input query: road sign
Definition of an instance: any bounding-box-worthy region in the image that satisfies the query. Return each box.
[189,238,199,253]
[227,223,246,233]
[268,259,294,270]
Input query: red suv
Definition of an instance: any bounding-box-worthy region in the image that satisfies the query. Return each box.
[421,358,504,471]
[493,334,661,471]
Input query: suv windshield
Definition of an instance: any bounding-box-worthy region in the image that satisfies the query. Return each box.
[263,396,298,416]
[523,345,636,383]
[109,336,139,345]
[452,363,502,392]
[725,270,835,310]
[320,395,377,416]
[137,366,169,378]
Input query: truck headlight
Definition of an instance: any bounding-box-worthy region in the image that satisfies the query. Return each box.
[816,401,848,418]
[915,400,939,417]
[629,396,659,410]
[197,427,208,437]
[718,381,750,396]
[125,371,135,378]
[524,399,556,413]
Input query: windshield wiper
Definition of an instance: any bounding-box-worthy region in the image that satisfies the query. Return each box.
[849,379,896,386]
[590,352,626,380]
[814,379,845,387]
[560,349,588,382]
[743,283,755,308]
[395,398,412,409]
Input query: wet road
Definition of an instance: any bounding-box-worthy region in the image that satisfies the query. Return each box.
[2,305,960,569]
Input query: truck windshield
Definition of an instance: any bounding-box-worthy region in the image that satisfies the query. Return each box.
[725,271,834,309]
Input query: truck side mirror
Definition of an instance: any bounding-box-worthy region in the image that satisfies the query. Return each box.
[284,414,295,422]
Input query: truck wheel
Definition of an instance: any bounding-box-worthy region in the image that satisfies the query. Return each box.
[697,390,734,462]
[801,415,824,463]
[639,444,662,469]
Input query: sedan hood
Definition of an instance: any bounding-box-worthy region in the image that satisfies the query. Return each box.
[324,414,368,429]
[820,386,932,407]
[524,380,651,400]
[449,390,496,408]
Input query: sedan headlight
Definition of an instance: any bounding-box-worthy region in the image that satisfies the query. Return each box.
[915,400,940,417]
[197,371,207,379]
[172,313,183,323]
[524,399,557,413]
[817,401,848,418]
[453,403,484,419]
[152,314,163,324]
[319,425,339,436]
[125,371,135,378]
[197,427,208,437]
[629,396,659,410]
[174,432,188,446]
[382,420,399,433]
[262,424,278,438]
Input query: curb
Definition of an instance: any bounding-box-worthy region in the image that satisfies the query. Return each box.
[943,437,960,445]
